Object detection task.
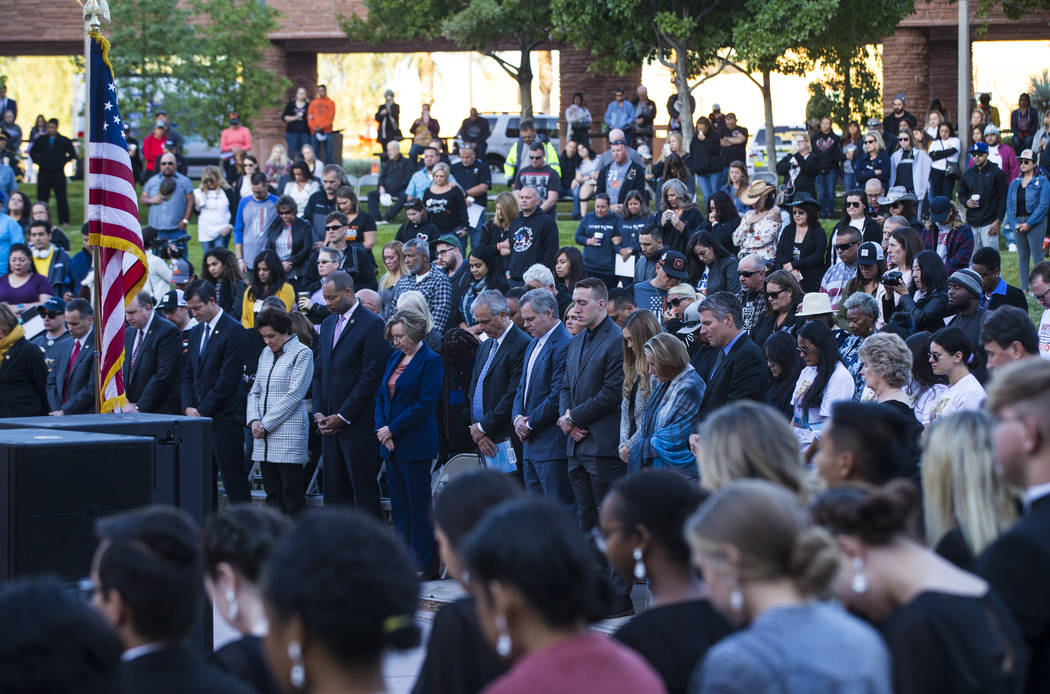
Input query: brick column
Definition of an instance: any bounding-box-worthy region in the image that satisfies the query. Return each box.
[927,39,963,124]
[558,48,641,153]
[881,28,929,118]
[254,44,318,161]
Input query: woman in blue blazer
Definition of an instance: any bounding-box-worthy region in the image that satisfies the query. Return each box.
[375,308,444,575]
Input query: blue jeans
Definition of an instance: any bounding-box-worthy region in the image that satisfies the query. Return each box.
[408,143,425,165]
[523,457,575,508]
[385,454,434,573]
[200,236,229,252]
[696,172,722,206]
[285,132,310,159]
[843,170,857,192]
[1016,216,1047,290]
[312,132,335,165]
[816,169,838,216]
[468,211,486,254]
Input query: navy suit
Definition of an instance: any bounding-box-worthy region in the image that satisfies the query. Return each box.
[512,322,573,503]
[469,324,530,444]
[375,343,443,572]
[46,331,95,414]
[123,314,181,414]
[180,310,250,502]
[697,332,770,420]
[313,303,390,515]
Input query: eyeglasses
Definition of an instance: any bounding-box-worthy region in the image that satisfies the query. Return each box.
[791,208,807,216]
[1033,285,1050,302]
[324,224,343,231]
[845,201,863,208]
[317,259,335,264]
[797,344,815,356]
[739,269,762,278]
[835,240,859,252]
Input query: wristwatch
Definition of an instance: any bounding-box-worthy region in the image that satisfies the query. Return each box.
[563,412,574,427]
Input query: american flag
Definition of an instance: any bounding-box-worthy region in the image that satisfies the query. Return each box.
[87,33,148,413]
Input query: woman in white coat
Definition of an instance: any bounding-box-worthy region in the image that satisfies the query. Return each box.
[889,129,932,217]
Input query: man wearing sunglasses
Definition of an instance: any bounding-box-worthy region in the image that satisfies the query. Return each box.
[735,253,768,334]
[820,227,861,312]
[513,142,560,214]
[30,296,71,375]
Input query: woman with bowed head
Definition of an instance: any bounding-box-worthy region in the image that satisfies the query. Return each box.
[733,180,780,262]
[750,269,802,349]
[423,162,469,240]
[263,509,421,694]
[890,249,950,334]
[396,290,444,354]
[659,178,704,254]
[904,331,948,427]
[688,230,739,298]
[457,245,507,332]
[569,141,600,218]
[689,117,723,203]
[378,240,408,319]
[599,470,731,694]
[628,334,705,477]
[812,481,1026,694]
[704,190,742,256]
[686,479,891,694]
[554,246,585,293]
[375,309,444,576]
[242,250,295,329]
[619,191,656,254]
[203,505,291,694]
[479,192,517,278]
[926,326,985,423]
[857,332,914,411]
[853,130,891,189]
[922,411,1019,571]
[720,161,750,217]
[247,307,315,515]
[791,320,856,450]
[413,471,522,694]
[696,401,818,502]
[775,194,827,293]
[620,310,662,465]
[763,331,804,419]
[461,497,666,694]
[282,160,319,218]
[335,186,378,251]
[0,302,49,417]
[204,247,247,319]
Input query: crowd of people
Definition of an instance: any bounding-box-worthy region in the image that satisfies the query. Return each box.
[4,81,1050,692]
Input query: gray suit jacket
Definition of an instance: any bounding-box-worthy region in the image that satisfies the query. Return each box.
[46,330,95,413]
[558,316,624,458]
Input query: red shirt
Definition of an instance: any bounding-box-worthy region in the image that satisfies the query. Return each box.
[143,134,166,171]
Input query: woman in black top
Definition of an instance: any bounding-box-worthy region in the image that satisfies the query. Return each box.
[891,250,951,334]
[478,192,517,281]
[687,230,739,296]
[775,195,827,293]
[705,190,741,256]
[413,471,519,694]
[601,470,731,694]
[763,331,804,419]
[203,247,247,319]
[282,86,311,158]
[812,117,843,217]
[619,191,656,255]
[202,505,291,694]
[775,134,820,197]
[813,481,1027,694]
[688,116,722,203]
[335,186,378,251]
[751,269,803,350]
[423,162,469,239]
[0,303,48,417]
[658,178,704,254]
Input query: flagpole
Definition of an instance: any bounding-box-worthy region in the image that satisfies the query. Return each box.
[84,0,109,414]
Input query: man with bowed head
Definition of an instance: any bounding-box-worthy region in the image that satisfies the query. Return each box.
[507,186,559,285]
[696,291,770,419]
[122,291,181,414]
[392,238,453,332]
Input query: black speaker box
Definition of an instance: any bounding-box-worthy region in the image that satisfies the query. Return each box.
[0,428,154,582]
[0,414,214,526]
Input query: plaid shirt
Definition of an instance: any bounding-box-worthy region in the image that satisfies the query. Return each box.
[820,261,857,311]
[738,288,768,334]
[393,268,454,332]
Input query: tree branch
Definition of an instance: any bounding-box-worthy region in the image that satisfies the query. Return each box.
[482,50,520,79]
[688,53,730,90]
[721,55,762,89]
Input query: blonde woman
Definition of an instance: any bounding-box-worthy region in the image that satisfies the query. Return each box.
[480,192,518,274]
[378,240,407,319]
[395,289,442,352]
[264,143,291,186]
[922,410,1020,571]
[193,165,235,251]
[618,310,661,464]
[696,400,821,502]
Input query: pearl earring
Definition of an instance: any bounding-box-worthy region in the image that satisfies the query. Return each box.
[851,557,869,594]
[633,547,647,580]
[495,615,511,657]
[287,641,305,689]
[225,588,238,621]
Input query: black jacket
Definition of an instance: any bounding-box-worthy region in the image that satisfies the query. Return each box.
[301,245,378,294]
[988,283,1029,312]
[698,333,770,420]
[775,223,828,293]
[380,155,415,194]
[264,215,312,284]
[596,161,647,206]
[688,134,722,174]
[28,133,77,172]
[124,315,181,413]
[507,210,559,281]
[898,288,951,334]
[313,306,390,433]
[468,324,531,443]
[776,152,820,196]
[0,337,48,417]
[119,643,257,694]
[811,132,844,172]
[180,312,248,422]
[958,162,1008,227]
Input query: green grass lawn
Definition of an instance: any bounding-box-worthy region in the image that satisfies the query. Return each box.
[57,180,1042,322]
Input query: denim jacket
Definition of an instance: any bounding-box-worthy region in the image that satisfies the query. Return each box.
[1004,174,1050,231]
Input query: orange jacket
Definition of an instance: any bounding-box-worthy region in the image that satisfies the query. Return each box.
[308,97,335,134]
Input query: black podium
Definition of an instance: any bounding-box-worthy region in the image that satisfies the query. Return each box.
[0,413,214,526]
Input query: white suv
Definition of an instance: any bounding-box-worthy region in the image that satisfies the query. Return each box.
[454,113,561,174]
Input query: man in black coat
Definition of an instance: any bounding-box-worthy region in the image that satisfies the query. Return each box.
[468,290,530,466]
[28,118,77,224]
[313,271,390,515]
[122,292,181,414]
[367,140,415,222]
[180,280,250,504]
[696,292,770,420]
[89,506,256,694]
[980,359,1050,694]
[595,140,646,215]
[971,247,1028,312]
[558,278,625,531]
[47,298,95,414]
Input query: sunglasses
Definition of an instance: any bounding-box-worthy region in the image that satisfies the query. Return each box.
[278,209,296,215]
[835,240,859,252]
[41,311,62,318]
[669,297,690,306]
[738,269,761,278]
[324,224,343,231]
[864,139,876,144]
[529,155,544,160]
[767,288,788,300]
[845,201,863,208]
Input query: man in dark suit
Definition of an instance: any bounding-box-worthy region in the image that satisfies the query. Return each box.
[28,118,77,225]
[313,270,390,515]
[558,278,625,530]
[981,358,1050,694]
[513,288,573,504]
[468,290,530,465]
[47,298,95,414]
[181,280,250,504]
[122,291,180,414]
[696,291,770,419]
[89,506,256,694]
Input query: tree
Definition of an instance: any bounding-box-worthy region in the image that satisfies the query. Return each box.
[805,46,883,129]
[168,0,288,144]
[551,0,740,149]
[340,0,552,119]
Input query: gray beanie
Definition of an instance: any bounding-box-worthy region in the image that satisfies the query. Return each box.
[948,268,983,298]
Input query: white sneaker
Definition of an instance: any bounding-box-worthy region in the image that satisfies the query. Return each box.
[1008,243,1017,252]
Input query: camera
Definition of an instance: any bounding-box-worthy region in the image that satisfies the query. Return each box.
[881,270,903,286]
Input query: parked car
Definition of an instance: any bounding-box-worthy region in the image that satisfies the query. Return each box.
[453,113,561,175]
[746,125,807,175]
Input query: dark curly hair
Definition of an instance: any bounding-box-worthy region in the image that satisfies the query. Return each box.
[811,479,920,545]
[201,505,291,583]
[263,509,420,666]
[609,469,707,567]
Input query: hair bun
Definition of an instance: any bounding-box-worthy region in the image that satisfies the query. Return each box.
[788,526,839,598]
